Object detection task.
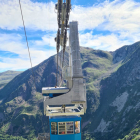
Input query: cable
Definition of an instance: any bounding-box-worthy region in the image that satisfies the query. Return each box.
[19,0,36,89]
[56,52,58,87]
[56,0,71,87]
[60,48,63,80]
[62,51,65,68]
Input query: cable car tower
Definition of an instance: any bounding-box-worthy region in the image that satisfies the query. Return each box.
[38,0,86,139]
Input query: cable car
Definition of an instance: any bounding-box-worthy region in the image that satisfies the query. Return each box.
[38,2,87,139]
[50,116,81,140]
[39,21,86,140]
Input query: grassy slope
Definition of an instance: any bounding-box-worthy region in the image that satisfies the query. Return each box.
[0,130,26,140]
[0,70,22,89]
[80,47,120,118]
[119,120,140,140]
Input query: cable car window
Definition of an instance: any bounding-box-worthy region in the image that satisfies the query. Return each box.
[58,122,65,135]
[75,121,80,134]
[66,122,74,134]
[51,122,57,135]
[58,122,74,135]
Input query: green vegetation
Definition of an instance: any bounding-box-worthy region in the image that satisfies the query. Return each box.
[0,70,22,85]
[119,121,140,140]
[34,92,43,100]
[82,133,96,140]
[1,123,10,132]
[0,131,27,140]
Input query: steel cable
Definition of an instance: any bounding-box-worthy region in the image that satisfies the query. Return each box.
[19,0,36,90]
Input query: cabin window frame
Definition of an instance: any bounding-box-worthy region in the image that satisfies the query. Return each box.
[58,121,74,135]
[51,122,57,135]
[75,121,80,134]
[66,121,74,134]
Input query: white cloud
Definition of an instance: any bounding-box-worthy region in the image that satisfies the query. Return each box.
[79,31,140,51]
[0,33,56,71]
[0,0,57,31]
[0,0,140,32]
[99,0,140,33]
[0,0,140,47]
[79,32,122,51]
[34,32,69,48]
[71,0,140,33]
[0,0,140,71]
[76,0,140,51]
[34,33,56,47]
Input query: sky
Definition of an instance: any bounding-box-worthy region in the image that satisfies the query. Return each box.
[0,0,140,72]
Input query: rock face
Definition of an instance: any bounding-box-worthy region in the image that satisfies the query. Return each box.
[0,41,140,140]
[110,92,129,112]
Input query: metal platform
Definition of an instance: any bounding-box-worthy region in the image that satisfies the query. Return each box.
[42,87,69,94]
[45,104,84,116]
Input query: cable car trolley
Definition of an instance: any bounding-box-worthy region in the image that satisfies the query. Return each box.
[38,0,87,140]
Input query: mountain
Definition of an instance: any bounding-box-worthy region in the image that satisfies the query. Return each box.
[83,41,140,140]
[0,41,140,139]
[0,70,22,89]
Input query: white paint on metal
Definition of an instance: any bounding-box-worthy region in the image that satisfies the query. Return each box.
[42,87,69,94]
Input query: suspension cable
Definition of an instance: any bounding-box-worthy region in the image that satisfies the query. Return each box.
[19,0,36,89]
[56,51,58,87]
[56,0,71,87]
[60,47,63,80]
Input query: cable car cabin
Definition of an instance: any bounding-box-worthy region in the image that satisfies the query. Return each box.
[50,116,81,140]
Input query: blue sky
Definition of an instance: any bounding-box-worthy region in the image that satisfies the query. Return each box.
[0,0,140,72]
